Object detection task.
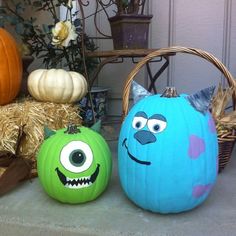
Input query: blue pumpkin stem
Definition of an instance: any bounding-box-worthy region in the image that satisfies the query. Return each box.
[161,87,179,98]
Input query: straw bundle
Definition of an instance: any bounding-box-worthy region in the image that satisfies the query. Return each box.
[0,98,82,177]
[0,109,21,155]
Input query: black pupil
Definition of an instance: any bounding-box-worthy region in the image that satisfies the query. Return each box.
[136,121,141,128]
[153,124,160,131]
[71,150,85,165]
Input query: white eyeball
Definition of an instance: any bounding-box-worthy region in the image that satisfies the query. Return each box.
[147,119,167,133]
[60,141,93,173]
[132,116,147,130]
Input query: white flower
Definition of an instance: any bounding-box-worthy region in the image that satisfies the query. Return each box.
[51,21,77,47]
[67,0,72,9]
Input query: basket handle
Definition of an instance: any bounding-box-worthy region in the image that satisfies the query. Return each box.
[122,46,236,118]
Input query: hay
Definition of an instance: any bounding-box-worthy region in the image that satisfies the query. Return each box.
[211,84,236,133]
[211,84,234,120]
[0,105,21,155]
[0,98,82,176]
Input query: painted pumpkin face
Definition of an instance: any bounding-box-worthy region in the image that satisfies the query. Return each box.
[118,87,218,213]
[37,125,112,204]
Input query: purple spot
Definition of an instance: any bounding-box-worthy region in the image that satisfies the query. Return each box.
[208,117,216,133]
[188,135,206,159]
[192,184,212,198]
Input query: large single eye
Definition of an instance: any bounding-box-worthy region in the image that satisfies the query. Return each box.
[60,141,93,173]
[147,118,167,133]
[132,116,147,130]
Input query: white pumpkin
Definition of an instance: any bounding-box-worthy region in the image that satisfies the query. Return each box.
[27,69,88,103]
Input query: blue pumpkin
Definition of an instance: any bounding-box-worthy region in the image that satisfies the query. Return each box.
[118,86,218,214]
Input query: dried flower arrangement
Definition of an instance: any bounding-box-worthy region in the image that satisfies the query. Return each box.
[0,0,98,74]
[211,84,236,136]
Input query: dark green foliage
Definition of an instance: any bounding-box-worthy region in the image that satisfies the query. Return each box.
[0,0,98,75]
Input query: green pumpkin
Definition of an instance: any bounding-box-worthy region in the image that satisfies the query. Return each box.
[37,124,112,204]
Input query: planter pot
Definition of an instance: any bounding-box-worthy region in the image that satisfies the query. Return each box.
[79,87,109,124]
[108,14,153,50]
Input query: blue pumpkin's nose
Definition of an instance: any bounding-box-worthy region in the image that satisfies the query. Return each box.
[134,130,156,145]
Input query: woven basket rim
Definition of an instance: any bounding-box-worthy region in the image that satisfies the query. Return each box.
[121,46,236,172]
[122,46,236,118]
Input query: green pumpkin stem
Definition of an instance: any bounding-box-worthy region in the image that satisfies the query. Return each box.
[161,87,179,98]
[64,123,81,134]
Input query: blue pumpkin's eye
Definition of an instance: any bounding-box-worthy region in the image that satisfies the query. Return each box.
[132,116,147,130]
[147,119,167,133]
[60,141,93,173]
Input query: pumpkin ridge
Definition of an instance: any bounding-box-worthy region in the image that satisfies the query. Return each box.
[94,133,112,199]
[11,35,23,98]
[37,70,46,100]
[81,129,100,200]
[122,138,151,165]
[118,92,218,213]
[67,73,74,102]
[4,32,21,100]
[28,69,87,103]
[0,29,22,104]
[37,126,112,203]
[0,35,11,102]
[80,128,111,200]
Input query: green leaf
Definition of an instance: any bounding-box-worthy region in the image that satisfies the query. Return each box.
[6,16,18,25]
[0,8,7,15]
[0,19,5,28]
[42,24,50,34]
[16,2,25,15]
[15,22,24,34]
[32,1,43,8]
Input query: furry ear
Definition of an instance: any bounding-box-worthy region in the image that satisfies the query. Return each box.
[186,86,215,114]
[44,126,56,140]
[132,81,152,104]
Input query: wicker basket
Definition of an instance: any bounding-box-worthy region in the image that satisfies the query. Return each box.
[122,46,236,173]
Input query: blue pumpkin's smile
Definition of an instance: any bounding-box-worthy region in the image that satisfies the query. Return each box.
[122,138,151,165]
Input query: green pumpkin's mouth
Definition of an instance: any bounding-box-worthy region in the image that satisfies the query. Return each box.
[55,164,100,189]
[122,138,151,165]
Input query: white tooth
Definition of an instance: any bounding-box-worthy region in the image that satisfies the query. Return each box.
[64,174,93,189]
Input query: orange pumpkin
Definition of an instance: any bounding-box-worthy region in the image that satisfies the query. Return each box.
[0,28,22,105]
